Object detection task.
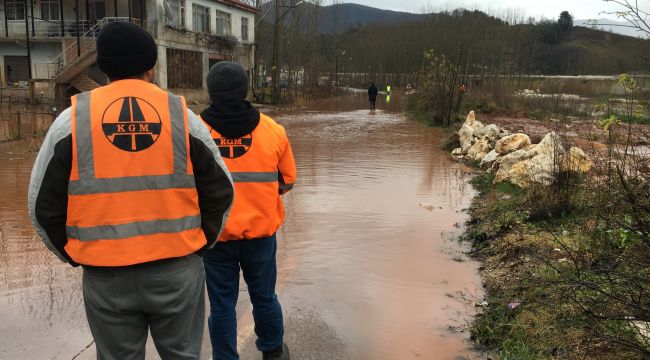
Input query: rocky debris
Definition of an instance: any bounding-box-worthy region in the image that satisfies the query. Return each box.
[466,138,491,162]
[474,124,500,142]
[533,132,565,157]
[480,149,499,169]
[458,111,486,153]
[495,133,532,155]
[451,112,592,188]
[560,147,593,173]
[493,149,537,183]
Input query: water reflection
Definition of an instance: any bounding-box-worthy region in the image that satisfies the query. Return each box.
[0,92,482,359]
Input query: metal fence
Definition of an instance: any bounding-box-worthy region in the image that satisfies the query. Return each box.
[0,110,55,142]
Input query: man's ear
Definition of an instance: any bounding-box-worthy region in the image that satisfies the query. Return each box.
[144,68,155,83]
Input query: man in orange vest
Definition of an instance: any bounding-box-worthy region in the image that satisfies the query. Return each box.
[28,22,234,359]
[199,62,296,360]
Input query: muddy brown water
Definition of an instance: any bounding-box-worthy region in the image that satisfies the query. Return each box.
[0,93,483,359]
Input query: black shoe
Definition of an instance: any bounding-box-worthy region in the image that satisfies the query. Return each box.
[262,343,290,360]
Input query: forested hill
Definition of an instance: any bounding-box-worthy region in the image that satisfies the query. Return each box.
[258,4,650,75]
[261,2,422,33]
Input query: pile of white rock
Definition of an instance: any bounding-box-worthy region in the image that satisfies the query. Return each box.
[451,111,593,188]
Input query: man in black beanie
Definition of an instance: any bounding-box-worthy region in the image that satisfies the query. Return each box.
[200,61,296,360]
[28,22,234,359]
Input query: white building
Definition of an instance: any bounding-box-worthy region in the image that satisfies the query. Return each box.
[0,0,257,101]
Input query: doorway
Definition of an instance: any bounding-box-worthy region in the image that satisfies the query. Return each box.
[4,56,29,85]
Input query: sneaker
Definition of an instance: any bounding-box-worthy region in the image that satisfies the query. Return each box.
[262,343,290,360]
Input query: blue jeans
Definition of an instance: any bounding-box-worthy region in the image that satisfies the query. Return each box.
[203,235,284,360]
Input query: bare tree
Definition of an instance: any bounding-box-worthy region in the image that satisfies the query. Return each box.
[594,0,650,38]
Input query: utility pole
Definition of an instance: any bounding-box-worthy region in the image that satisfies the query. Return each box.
[59,0,65,36]
[75,0,80,57]
[30,0,34,36]
[271,0,280,104]
[4,0,9,37]
[23,0,32,79]
[270,0,302,104]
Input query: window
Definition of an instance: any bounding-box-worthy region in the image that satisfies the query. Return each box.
[216,10,231,36]
[241,17,249,41]
[166,0,185,28]
[40,0,60,21]
[6,0,25,20]
[192,4,210,33]
[167,48,203,89]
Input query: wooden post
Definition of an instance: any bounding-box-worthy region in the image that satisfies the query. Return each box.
[16,111,21,139]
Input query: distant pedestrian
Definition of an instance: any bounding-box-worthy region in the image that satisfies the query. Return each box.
[199,62,297,360]
[368,82,378,111]
[28,22,234,359]
[386,83,391,96]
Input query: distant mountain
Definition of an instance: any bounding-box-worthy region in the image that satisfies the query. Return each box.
[574,18,647,39]
[262,1,646,38]
[262,1,423,33]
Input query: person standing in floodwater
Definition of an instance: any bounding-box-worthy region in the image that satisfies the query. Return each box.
[27,22,234,359]
[386,83,392,96]
[199,62,297,360]
[368,82,378,111]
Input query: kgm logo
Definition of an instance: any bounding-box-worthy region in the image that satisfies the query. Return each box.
[217,133,252,159]
[102,97,162,152]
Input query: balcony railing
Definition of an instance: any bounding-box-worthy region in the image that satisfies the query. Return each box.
[3,19,91,38]
[50,17,141,73]
[2,17,144,39]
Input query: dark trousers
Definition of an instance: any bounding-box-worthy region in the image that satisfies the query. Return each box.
[370,99,376,111]
[203,235,284,360]
[82,255,205,360]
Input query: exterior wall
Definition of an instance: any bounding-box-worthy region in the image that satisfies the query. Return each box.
[0,41,62,84]
[182,0,255,44]
[151,0,256,91]
[1,0,255,94]
[0,0,150,38]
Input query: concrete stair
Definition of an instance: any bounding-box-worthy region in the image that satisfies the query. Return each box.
[70,72,101,92]
[51,49,97,85]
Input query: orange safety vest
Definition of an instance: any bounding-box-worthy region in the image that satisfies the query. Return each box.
[66,80,205,266]
[201,113,296,241]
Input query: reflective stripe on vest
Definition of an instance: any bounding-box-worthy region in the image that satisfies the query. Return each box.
[230,171,278,183]
[66,84,204,266]
[67,215,201,241]
[200,114,291,241]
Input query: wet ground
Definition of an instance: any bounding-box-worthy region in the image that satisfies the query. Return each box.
[0,93,483,359]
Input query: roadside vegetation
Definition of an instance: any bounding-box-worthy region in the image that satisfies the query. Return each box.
[460,76,650,359]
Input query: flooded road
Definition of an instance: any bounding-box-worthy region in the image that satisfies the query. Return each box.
[0,93,483,359]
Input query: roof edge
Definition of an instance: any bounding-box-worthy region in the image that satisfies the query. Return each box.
[216,0,260,14]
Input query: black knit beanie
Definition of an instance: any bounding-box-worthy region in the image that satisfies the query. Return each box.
[96,22,157,79]
[207,62,249,103]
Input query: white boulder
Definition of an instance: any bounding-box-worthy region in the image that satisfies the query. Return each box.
[495,133,531,155]
[480,149,499,169]
[493,149,536,183]
[560,147,592,173]
[534,132,565,157]
[466,138,491,162]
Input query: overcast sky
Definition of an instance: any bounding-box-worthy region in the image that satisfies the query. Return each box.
[344,0,643,21]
